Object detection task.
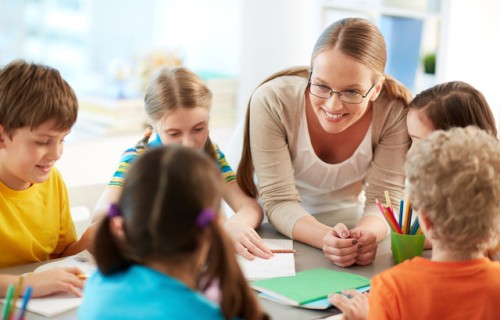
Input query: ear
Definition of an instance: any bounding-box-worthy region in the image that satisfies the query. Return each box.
[417,208,434,233]
[0,125,7,148]
[109,216,126,241]
[370,78,386,101]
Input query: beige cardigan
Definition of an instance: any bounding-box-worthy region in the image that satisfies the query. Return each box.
[249,75,410,238]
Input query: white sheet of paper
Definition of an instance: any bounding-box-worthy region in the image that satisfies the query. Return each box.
[237,238,296,280]
[24,252,96,317]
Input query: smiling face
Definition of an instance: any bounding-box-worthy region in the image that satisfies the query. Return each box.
[154,106,209,149]
[406,109,435,143]
[0,119,70,190]
[309,49,383,134]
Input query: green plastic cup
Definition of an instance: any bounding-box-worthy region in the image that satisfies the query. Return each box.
[390,232,425,264]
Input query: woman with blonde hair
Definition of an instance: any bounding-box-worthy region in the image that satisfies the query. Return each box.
[238,18,412,267]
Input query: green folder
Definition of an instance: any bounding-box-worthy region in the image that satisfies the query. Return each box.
[251,268,371,306]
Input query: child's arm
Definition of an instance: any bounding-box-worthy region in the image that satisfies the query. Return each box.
[59,222,98,257]
[0,267,84,298]
[92,187,122,222]
[222,182,273,260]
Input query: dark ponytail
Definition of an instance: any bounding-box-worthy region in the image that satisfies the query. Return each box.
[93,213,132,275]
[202,222,269,320]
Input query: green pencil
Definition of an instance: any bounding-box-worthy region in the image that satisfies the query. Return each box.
[2,283,15,320]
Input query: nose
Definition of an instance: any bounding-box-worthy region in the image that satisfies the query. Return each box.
[181,134,196,148]
[324,93,343,110]
[47,142,63,161]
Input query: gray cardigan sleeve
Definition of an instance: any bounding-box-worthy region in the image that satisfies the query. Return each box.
[364,95,410,232]
[249,79,310,238]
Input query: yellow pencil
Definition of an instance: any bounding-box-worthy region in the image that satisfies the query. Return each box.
[78,274,89,280]
[384,190,392,210]
[403,196,411,234]
[7,275,24,320]
[271,250,298,253]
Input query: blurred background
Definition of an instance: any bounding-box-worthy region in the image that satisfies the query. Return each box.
[1,0,500,216]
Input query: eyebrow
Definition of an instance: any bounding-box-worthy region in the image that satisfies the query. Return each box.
[311,76,363,89]
[164,121,207,131]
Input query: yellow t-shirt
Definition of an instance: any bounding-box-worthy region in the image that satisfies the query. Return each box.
[0,168,77,268]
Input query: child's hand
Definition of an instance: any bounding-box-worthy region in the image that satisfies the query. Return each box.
[322,223,360,267]
[349,229,377,266]
[223,219,273,260]
[328,289,369,320]
[24,266,85,298]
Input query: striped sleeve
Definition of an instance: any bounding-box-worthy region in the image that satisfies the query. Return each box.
[108,147,146,188]
[213,144,236,184]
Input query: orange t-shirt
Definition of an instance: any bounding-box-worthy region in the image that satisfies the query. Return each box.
[368,257,500,320]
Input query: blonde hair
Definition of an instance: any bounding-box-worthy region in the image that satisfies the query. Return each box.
[311,17,412,104]
[405,126,500,253]
[136,67,216,160]
[237,18,412,198]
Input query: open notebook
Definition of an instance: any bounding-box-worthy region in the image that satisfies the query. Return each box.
[18,252,95,317]
[237,239,296,280]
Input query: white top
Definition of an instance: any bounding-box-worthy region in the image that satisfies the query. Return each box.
[292,110,373,215]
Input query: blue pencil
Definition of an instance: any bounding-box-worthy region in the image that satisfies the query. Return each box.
[398,200,404,229]
[17,286,32,320]
[409,218,420,235]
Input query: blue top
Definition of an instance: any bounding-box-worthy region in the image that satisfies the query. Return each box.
[78,264,224,320]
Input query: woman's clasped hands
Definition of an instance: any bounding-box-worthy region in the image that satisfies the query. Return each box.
[323,223,378,267]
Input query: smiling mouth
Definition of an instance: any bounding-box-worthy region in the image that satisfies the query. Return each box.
[323,109,347,120]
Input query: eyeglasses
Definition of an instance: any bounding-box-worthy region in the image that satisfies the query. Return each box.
[308,82,377,104]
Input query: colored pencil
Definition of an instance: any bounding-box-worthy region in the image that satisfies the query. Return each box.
[7,275,24,320]
[402,197,412,235]
[375,199,403,234]
[271,250,298,253]
[2,284,14,320]
[398,199,404,229]
[16,286,32,320]
[384,190,392,210]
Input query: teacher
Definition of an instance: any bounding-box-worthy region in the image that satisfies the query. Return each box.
[237,18,412,267]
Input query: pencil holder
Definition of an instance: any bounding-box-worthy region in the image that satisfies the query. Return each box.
[390,232,425,264]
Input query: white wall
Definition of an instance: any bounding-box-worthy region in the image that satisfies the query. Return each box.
[236,0,323,118]
[153,0,241,75]
[440,0,500,127]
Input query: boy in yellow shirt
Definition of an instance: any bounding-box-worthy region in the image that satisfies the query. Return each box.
[0,60,91,297]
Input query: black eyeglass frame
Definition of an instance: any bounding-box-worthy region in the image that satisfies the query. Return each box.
[307,74,378,104]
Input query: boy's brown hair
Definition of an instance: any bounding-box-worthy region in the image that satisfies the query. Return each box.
[0,60,78,136]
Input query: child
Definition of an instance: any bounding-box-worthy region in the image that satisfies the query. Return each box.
[79,145,269,319]
[92,67,272,261]
[0,60,91,297]
[329,126,500,319]
[406,81,498,253]
[406,81,497,143]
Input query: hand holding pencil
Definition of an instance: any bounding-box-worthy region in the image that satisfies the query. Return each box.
[22,267,86,298]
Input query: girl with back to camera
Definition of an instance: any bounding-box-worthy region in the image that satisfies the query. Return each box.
[93,67,272,260]
[79,145,268,319]
[238,17,412,267]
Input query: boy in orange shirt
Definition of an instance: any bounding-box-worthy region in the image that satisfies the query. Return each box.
[0,60,92,297]
[329,126,500,319]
